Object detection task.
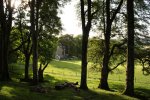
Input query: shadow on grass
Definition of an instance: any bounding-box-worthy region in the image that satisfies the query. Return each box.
[109,83,150,100]
[134,87,150,100]
[50,60,81,72]
[108,82,125,93]
[0,74,139,100]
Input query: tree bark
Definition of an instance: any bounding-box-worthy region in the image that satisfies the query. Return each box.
[0,32,2,78]
[0,0,12,81]
[80,0,92,90]
[99,0,111,90]
[123,0,135,96]
[24,54,30,80]
[30,0,38,84]
[38,63,48,82]
[38,67,44,82]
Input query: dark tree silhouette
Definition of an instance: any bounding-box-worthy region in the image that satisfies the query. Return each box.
[80,0,92,90]
[80,0,91,90]
[0,0,13,81]
[30,0,38,84]
[123,0,135,96]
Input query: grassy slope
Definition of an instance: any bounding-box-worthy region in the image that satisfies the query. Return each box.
[0,81,138,100]
[0,60,150,100]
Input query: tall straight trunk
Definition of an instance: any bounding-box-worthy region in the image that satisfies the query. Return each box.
[0,29,2,78]
[123,0,135,96]
[0,0,12,81]
[24,54,30,80]
[80,32,89,89]
[80,0,92,90]
[80,0,87,89]
[3,3,13,80]
[0,0,5,80]
[31,0,38,84]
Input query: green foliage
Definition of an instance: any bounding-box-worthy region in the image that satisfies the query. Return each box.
[8,28,22,63]
[38,34,57,65]
[58,34,82,59]
[39,0,63,34]
[88,37,126,72]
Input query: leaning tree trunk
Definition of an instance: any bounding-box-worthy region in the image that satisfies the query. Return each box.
[38,63,49,82]
[123,0,135,96]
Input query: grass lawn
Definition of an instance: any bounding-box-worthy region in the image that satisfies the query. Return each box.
[0,60,150,100]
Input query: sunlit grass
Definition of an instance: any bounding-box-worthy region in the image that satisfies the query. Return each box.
[1,60,149,100]
[46,60,150,87]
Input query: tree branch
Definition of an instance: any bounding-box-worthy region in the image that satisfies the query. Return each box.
[42,62,49,71]
[91,9,99,19]
[109,39,127,58]
[9,39,27,54]
[110,0,123,23]
[110,60,126,71]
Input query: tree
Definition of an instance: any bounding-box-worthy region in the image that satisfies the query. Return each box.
[15,1,32,81]
[37,0,63,82]
[38,34,57,82]
[80,0,93,90]
[98,0,124,90]
[0,0,14,80]
[88,37,126,73]
[123,0,135,96]
[135,47,150,75]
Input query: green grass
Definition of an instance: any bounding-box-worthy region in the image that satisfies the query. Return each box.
[0,60,150,100]
[0,81,138,100]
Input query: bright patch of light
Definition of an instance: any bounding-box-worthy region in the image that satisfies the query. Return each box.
[11,0,21,8]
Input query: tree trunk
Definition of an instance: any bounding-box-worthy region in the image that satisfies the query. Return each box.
[30,0,38,85]
[38,68,44,82]
[80,33,89,89]
[0,0,12,81]
[1,24,10,81]
[24,54,30,80]
[123,0,135,96]
[99,26,111,90]
[38,63,48,82]
[80,0,92,90]
[0,31,2,79]
[99,0,111,90]
[99,54,110,90]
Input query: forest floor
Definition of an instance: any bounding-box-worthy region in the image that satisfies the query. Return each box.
[0,60,150,100]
